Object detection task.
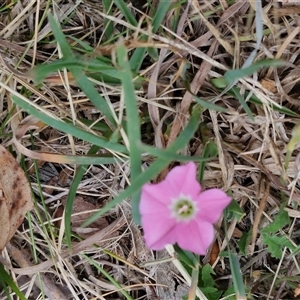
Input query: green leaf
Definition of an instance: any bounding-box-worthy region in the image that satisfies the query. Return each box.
[210,77,300,118]
[174,244,198,268]
[228,253,246,298]
[47,14,116,126]
[0,264,27,300]
[238,230,252,256]
[65,145,100,248]
[183,79,226,112]
[11,95,128,155]
[83,254,133,300]
[192,94,227,112]
[231,86,254,121]
[102,0,114,40]
[225,212,246,300]
[198,140,218,182]
[226,199,245,222]
[262,205,290,234]
[202,264,216,288]
[82,107,201,227]
[116,43,142,223]
[222,285,237,299]
[245,90,299,117]
[224,59,284,85]
[139,143,214,162]
[200,287,222,300]
[285,124,300,169]
[32,58,117,82]
[262,234,296,259]
[152,0,172,33]
[130,47,146,72]
[113,0,138,26]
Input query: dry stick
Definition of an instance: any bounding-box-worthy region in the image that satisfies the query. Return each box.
[249,177,270,255]
[6,242,68,300]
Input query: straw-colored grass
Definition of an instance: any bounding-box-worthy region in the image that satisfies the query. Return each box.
[1,1,300,299]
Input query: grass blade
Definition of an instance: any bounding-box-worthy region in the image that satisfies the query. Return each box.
[0,264,27,300]
[112,0,137,26]
[116,43,142,223]
[152,1,172,33]
[11,95,128,154]
[47,14,116,126]
[65,145,100,248]
[82,107,201,227]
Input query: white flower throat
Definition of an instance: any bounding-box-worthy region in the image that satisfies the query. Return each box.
[170,194,198,222]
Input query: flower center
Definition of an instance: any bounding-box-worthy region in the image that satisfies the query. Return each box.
[170,195,198,222]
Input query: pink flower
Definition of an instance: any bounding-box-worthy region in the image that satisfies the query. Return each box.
[139,162,231,255]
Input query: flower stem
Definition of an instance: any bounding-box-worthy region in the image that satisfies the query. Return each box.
[188,258,200,300]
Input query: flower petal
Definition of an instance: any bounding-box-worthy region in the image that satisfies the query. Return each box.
[140,185,171,215]
[164,162,201,199]
[140,181,178,208]
[175,219,214,255]
[196,189,231,223]
[141,212,176,249]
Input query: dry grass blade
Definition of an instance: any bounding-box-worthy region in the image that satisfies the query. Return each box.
[1,0,300,299]
[6,242,68,300]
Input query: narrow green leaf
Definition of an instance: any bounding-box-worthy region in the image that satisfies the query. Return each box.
[226,199,245,222]
[103,0,114,39]
[285,124,300,169]
[229,253,246,298]
[116,43,142,223]
[211,77,300,117]
[130,47,146,72]
[193,95,227,112]
[224,214,246,298]
[152,1,172,33]
[139,143,213,162]
[245,91,299,117]
[47,14,116,127]
[112,0,138,26]
[174,244,198,268]
[65,145,100,248]
[183,79,226,112]
[0,264,27,300]
[32,58,118,83]
[231,86,254,121]
[224,59,284,85]
[82,107,200,227]
[83,254,133,300]
[198,141,218,182]
[11,95,128,154]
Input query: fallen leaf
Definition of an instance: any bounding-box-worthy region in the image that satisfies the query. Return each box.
[0,145,33,252]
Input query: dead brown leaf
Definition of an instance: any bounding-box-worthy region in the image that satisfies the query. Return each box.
[0,145,33,252]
